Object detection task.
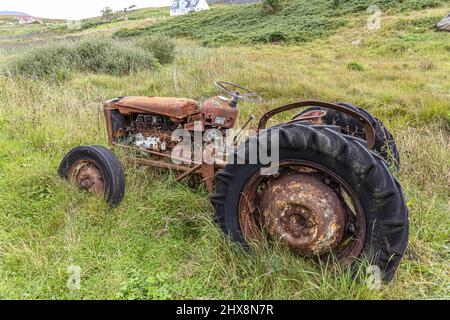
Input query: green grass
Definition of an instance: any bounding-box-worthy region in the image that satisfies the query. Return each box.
[0,14,65,24]
[51,6,170,33]
[119,7,169,20]
[113,0,448,45]
[0,4,449,299]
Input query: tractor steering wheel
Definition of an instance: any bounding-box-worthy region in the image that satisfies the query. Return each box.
[215,81,263,106]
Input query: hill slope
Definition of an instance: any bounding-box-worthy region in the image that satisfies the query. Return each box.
[115,0,448,45]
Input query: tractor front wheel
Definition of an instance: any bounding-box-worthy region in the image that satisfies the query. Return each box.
[59,145,125,207]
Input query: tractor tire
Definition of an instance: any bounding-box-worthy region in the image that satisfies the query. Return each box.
[211,123,408,282]
[298,103,400,171]
[59,145,125,207]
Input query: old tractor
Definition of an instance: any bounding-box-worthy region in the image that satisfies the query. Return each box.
[59,81,408,281]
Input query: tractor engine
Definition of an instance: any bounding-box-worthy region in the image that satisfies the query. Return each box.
[134,114,174,132]
[117,113,180,154]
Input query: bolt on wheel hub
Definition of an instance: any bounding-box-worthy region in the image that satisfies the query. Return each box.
[259,173,346,255]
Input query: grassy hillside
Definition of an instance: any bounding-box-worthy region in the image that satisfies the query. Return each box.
[0,3,449,299]
[0,14,65,24]
[0,7,169,52]
[114,0,448,45]
[0,14,21,23]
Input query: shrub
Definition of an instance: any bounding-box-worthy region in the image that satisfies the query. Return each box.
[262,0,285,13]
[113,28,145,38]
[80,20,109,30]
[8,43,77,80]
[136,35,176,64]
[347,61,365,71]
[6,38,160,80]
[102,45,159,75]
[251,31,289,43]
[393,16,443,33]
[73,38,159,74]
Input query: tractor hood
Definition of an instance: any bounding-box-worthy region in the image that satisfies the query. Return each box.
[112,96,199,121]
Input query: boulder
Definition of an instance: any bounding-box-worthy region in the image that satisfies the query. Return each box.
[437,13,450,32]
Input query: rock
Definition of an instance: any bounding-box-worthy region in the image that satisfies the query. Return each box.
[437,13,450,32]
[352,39,361,45]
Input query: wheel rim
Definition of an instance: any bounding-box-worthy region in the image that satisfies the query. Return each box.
[238,160,366,269]
[69,160,106,196]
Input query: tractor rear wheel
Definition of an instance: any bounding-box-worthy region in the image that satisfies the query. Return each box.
[59,145,125,207]
[298,103,400,171]
[211,124,408,282]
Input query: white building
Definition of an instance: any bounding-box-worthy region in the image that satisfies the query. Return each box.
[170,0,210,16]
[16,16,43,25]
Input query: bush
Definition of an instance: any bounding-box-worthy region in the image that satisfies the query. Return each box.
[73,38,159,74]
[136,35,176,64]
[80,20,109,30]
[8,43,77,80]
[6,38,160,80]
[347,61,365,71]
[393,16,443,33]
[113,28,145,38]
[251,31,289,43]
[262,0,285,13]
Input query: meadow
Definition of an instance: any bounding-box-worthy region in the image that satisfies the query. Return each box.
[0,2,448,299]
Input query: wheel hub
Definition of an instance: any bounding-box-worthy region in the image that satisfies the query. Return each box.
[69,161,105,195]
[259,173,346,255]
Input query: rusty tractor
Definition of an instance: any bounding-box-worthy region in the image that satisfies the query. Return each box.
[59,81,408,281]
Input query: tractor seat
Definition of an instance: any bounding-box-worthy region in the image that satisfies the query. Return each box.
[114,96,199,120]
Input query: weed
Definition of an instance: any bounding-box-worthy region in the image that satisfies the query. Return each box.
[117,270,175,300]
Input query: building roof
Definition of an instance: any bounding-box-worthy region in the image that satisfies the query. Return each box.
[171,0,202,10]
[16,15,42,22]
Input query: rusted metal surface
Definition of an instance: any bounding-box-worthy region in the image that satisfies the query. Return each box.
[201,163,216,192]
[184,111,205,131]
[114,143,190,164]
[69,160,105,195]
[238,160,366,268]
[201,96,238,129]
[183,120,205,132]
[258,173,346,255]
[234,114,256,144]
[289,110,326,125]
[103,105,114,146]
[257,101,376,149]
[114,96,199,122]
[115,142,221,192]
[176,164,203,182]
[129,157,201,173]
